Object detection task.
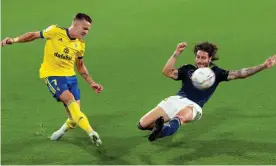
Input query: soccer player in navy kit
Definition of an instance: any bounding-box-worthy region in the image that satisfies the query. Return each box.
[137,41,276,142]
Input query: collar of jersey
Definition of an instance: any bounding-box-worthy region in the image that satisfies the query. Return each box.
[66,29,76,40]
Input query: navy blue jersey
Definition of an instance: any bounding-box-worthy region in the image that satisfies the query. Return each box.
[175,64,229,107]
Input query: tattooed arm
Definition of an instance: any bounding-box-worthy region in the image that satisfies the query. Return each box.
[162,52,180,79]
[76,58,94,84]
[227,64,266,80]
[76,58,103,93]
[162,42,187,79]
[227,55,276,80]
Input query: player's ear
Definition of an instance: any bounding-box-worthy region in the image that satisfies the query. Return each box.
[209,56,212,63]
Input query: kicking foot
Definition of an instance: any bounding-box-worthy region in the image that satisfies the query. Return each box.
[89,131,102,146]
[50,124,68,141]
[148,116,164,142]
[50,129,65,141]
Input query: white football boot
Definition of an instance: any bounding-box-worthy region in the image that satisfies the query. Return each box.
[50,124,67,141]
[89,130,102,146]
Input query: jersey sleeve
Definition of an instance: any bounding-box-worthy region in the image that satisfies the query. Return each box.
[175,65,188,81]
[77,42,86,59]
[214,66,230,82]
[40,25,58,39]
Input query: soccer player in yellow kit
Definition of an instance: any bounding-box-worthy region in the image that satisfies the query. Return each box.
[2,13,103,146]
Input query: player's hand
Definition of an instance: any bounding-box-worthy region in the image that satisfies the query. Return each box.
[1,37,14,47]
[263,55,276,69]
[90,82,103,94]
[174,42,187,56]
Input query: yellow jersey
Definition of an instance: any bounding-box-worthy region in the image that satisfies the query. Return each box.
[39,25,85,78]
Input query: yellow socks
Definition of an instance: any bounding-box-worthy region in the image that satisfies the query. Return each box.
[78,112,93,133]
[67,100,93,134]
[65,118,77,130]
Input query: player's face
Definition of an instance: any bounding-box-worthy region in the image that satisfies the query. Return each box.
[195,50,212,68]
[75,20,91,38]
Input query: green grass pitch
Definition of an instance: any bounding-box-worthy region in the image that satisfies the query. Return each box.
[1,0,276,164]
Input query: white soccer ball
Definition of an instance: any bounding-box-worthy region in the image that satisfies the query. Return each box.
[191,67,216,90]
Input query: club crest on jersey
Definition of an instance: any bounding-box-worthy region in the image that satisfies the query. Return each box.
[64,48,69,54]
[74,43,78,48]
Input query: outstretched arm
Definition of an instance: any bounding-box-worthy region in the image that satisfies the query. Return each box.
[227,55,276,80]
[76,58,103,93]
[1,31,41,47]
[163,42,187,80]
[227,64,266,80]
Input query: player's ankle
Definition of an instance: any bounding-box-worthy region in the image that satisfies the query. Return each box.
[60,123,69,132]
[89,130,100,136]
[87,129,94,135]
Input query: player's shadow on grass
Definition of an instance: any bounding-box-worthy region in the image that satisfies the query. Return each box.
[1,138,47,154]
[1,134,143,165]
[166,138,276,164]
[62,134,144,165]
[150,106,276,164]
[61,111,146,165]
[1,138,63,165]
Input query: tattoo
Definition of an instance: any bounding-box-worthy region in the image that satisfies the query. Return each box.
[80,72,89,79]
[81,72,93,84]
[172,53,178,58]
[172,52,180,58]
[77,58,94,85]
[172,68,179,77]
[227,64,265,80]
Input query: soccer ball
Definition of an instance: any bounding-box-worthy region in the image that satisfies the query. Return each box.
[191,67,216,90]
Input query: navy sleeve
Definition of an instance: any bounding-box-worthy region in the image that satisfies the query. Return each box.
[175,65,188,81]
[214,66,229,82]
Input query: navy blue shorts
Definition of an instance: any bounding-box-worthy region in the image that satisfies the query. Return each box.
[44,76,80,102]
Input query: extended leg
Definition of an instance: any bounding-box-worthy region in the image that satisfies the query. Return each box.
[148,106,194,142]
[138,106,170,131]
[52,90,102,146]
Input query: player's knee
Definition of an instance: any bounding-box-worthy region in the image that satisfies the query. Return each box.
[175,107,194,124]
[59,90,75,105]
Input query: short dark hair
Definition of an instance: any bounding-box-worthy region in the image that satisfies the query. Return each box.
[194,41,219,61]
[74,13,92,23]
